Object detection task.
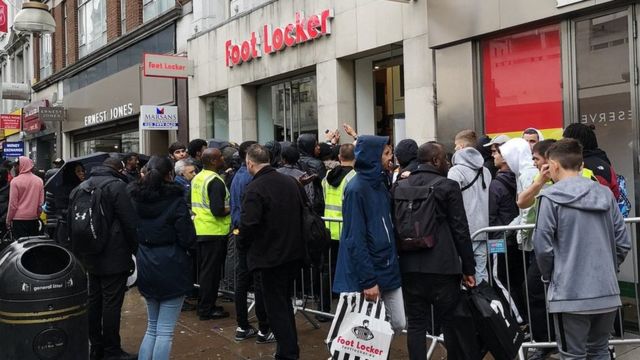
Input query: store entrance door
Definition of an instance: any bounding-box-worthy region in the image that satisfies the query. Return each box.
[272,75,318,143]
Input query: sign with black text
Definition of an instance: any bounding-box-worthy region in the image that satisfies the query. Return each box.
[140,105,178,130]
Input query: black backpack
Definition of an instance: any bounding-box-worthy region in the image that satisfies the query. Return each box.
[68,178,119,255]
[301,202,331,267]
[392,177,443,252]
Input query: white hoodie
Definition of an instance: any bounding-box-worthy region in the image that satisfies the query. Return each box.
[499,138,539,251]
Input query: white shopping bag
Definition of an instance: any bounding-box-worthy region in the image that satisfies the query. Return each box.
[325,293,394,360]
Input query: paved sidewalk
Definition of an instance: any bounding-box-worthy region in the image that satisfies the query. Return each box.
[119,289,640,359]
[119,288,416,359]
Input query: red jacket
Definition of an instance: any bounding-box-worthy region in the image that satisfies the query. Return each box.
[7,156,44,223]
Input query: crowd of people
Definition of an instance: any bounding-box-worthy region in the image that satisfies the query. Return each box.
[0,121,631,360]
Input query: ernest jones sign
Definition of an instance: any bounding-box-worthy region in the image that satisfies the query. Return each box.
[225,9,334,67]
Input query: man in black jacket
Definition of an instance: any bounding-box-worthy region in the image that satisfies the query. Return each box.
[297,134,325,215]
[398,142,476,360]
[240,144,305,360]
[73,157,138,360]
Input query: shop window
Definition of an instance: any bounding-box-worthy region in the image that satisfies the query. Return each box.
[143,0,173,22]
[39,33,53,79]
[78,0,107,58]
[63,25,175,95]
[481,24,563,138]
[206,94,229,140]
[74,130,140,156]
[373,57,404,140]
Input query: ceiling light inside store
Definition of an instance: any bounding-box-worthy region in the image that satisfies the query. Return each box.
[374,66,380,70]
[14,1,56,33]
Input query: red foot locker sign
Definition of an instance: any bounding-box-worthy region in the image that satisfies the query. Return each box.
[225,9,334,67]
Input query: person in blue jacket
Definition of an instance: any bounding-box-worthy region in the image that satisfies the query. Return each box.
[333,135,406,331]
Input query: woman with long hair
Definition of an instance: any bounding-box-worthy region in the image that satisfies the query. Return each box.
[129,156,196,360]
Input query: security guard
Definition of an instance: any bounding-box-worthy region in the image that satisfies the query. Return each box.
[322,143,357,241]
[191,148,231,320]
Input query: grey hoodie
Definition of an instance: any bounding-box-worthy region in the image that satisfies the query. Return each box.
[448,147,491,241]
[533,176,630,313]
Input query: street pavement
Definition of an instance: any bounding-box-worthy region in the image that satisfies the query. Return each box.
[119,288,417,359]
[119,288,640,359]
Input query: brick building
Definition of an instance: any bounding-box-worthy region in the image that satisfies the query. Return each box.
[12,0,193,168]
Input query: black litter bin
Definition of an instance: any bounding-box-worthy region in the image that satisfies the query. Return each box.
[0,236,88,360]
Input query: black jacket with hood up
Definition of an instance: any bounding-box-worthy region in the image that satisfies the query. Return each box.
[297,134,326,215]
[73,166,138,275]
[130,182,196,301]
[395,139,419,174]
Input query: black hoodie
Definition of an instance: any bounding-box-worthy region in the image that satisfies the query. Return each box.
[297,134,326,214]
[326,166,354,187]
[395,139,419,173]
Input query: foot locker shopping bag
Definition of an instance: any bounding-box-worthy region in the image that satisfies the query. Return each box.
[325,293,394,360]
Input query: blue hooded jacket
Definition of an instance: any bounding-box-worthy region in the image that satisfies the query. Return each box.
[333,135,402,293]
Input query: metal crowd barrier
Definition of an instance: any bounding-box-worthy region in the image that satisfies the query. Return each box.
[211,217,640,359]
[469,218,640,359]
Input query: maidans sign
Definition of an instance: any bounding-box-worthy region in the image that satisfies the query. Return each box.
[225,9,334,67]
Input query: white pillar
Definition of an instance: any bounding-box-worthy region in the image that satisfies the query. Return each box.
[403,34,436,144]
[228,85,257,142]
[316,59,356,144]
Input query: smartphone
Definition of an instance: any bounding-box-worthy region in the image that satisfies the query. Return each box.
[324,129,330,134]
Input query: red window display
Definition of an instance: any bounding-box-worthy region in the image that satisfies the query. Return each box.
[482,24,564,139]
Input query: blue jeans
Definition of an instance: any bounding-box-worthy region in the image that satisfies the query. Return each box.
[138,296,184,360]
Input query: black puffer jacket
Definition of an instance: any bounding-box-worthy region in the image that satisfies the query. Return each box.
[130,182,196,301]
[72,166,138,275]
[297,134,326,215]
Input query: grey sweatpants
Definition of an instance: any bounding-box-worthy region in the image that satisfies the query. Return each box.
[553,311,617,360]
[381,287,406,331]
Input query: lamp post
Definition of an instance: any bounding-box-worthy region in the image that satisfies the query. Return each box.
[13,1,55,34]
[10,0,55,161]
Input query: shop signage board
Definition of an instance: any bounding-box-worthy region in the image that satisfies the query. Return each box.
[23,100,49,134]
[38,107,65,122]
[225,9,334,67]
[143,54,192,79]
[140,105,178,130]
[0,1,7,33]
[0,114,21,130]
[557,0,587,7]
[3,142,24,158]
[83,103,134,127]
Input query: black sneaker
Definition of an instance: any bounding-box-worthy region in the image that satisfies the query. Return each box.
[256,331,277,344]
[198,309,230,320]
[235,326,259,341]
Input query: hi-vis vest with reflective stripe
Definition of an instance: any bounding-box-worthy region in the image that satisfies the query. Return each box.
[322,169,356,240]
[191,169,231,236]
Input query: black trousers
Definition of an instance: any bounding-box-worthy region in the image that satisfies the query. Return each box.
[235,244,269,333]
[260,261,301,360]
[88,272,128,357]
[12,219,40,240]
[197,237,228,316]
[403,273,476,360]
[528,253,555,342]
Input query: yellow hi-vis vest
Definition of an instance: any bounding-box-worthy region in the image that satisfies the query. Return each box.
[322,169,356,240]
[191,169,231,236]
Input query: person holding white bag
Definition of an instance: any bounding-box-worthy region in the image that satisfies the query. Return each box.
[333,135,406,331]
